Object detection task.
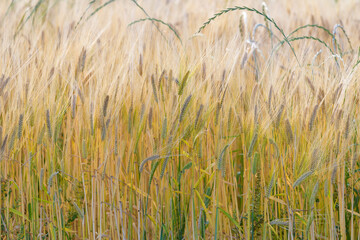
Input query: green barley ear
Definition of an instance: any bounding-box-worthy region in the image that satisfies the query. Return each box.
[178,71,190,96]
[151,75,158,103]
[178,162,193,183]
[251,152,260,174]
[331,164,337,184]
[309,181,319,208]
[275,104,284,128]
[18,114,24,139]
[160,155,170,179]
[82,139,87,159]
[149,160,160,186]
[40,168,44,187]
[215,102,221,126]
[309,104,318,131]
[293,171,313,188]
[161,117,167,140]
[324,179,329,197]
[78,48,86,73]
[139,155,160,173]
[215,89,227,126]
[266,171,276,198]
[194,104,203,128]
[247,132,258,158]
[227,108,233,134]
[103,95,109,117]
[160,137,173,179]
[9,129,16,151]
[47,171,59,195]
[46,110,52,139]
[37,126,45,145]
[180,94,192,123]
[238,13,246,39]
[305,211,314,236]
[72,201,84,220]
[285,119,293,142]
[310,149,319,171]
[218,144,229,177]
[269,138,279,158]
[182,124,193,140]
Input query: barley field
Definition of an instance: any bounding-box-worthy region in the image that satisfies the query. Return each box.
[1,0,360,239]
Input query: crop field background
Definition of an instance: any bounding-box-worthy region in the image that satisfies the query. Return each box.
[0,0,360,239]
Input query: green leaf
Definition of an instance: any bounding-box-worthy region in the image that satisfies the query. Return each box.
[218,207,242,231]
[9,208,30,222]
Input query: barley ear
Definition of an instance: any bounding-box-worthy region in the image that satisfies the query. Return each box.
[139,155,160,173]
[218,144,230,178]
[180,94,192,123]
[309,104,318,131]
[285,119,293,142]
[103,95,109,117]
[309,181,319,208]
[247,133,258,158]
[151,75,158,103]
[46,110,52,139]
[178,71,190,96]
[18,114,24,139]
[266,171,276,198]
[293,171,313,188]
